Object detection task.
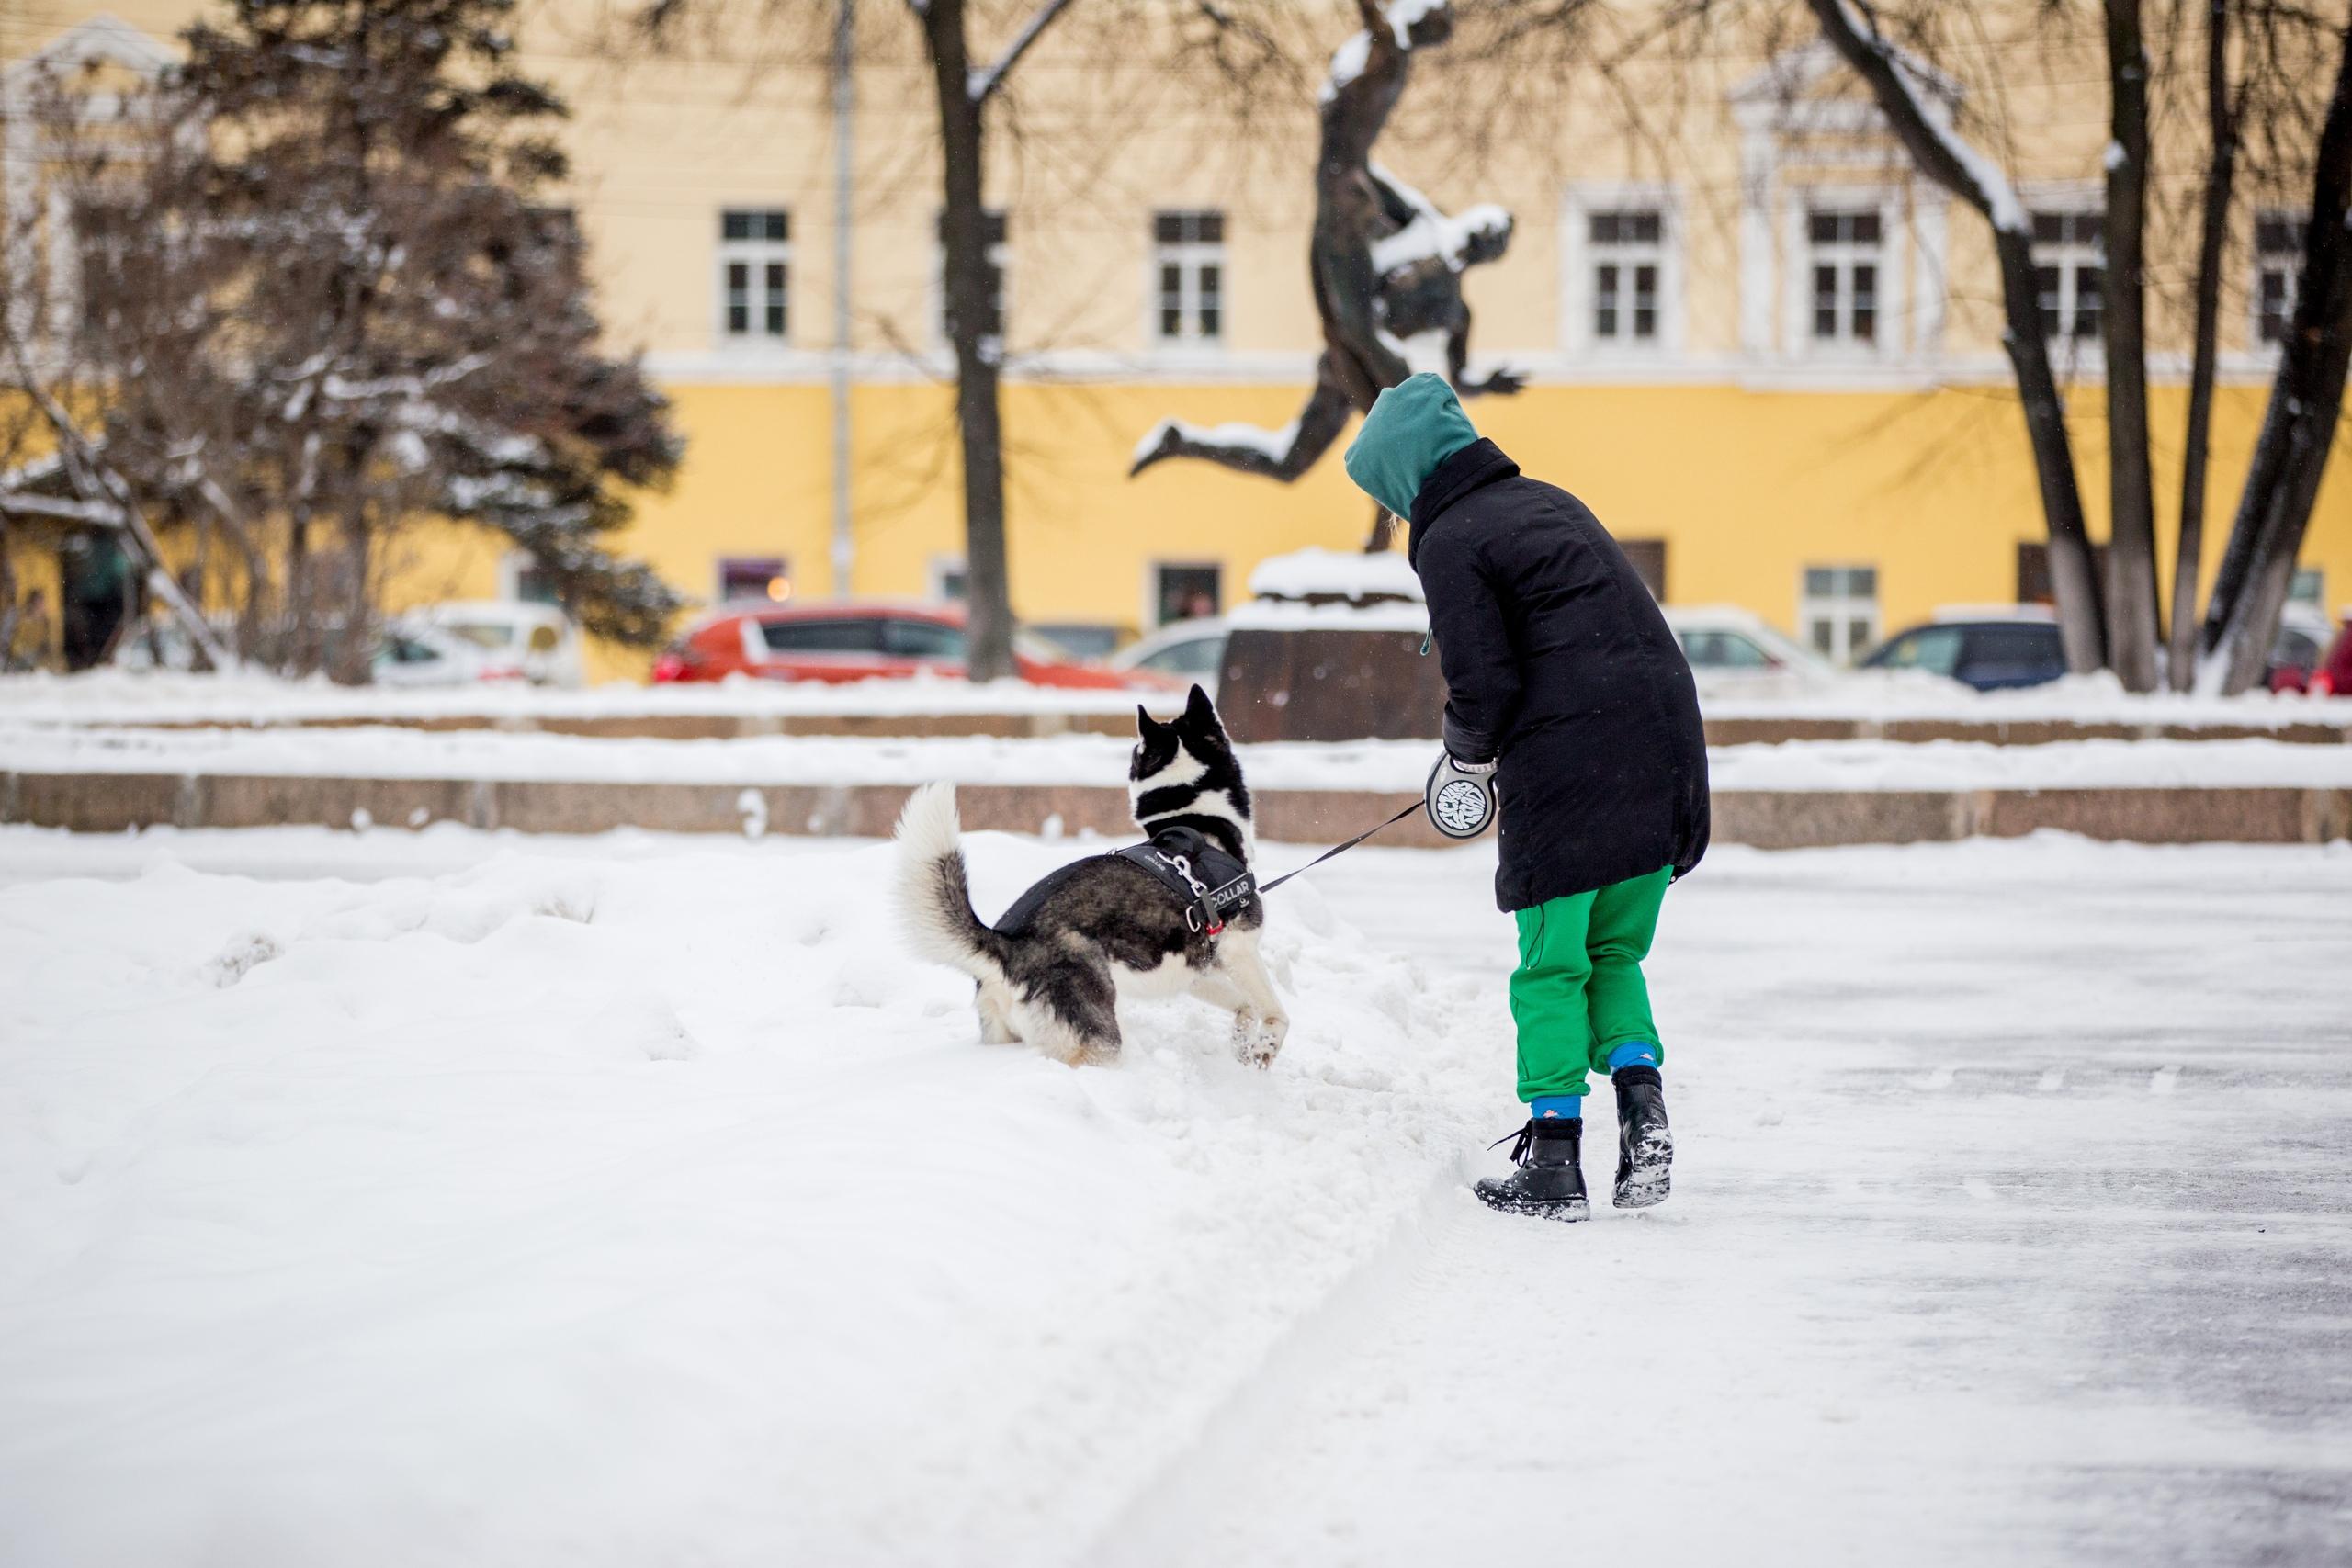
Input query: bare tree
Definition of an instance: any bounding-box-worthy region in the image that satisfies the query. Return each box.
[1806,0,2109,673]
[2169,0,2238,691]
[2103,0,2159,691]
[2199,16,2352,691]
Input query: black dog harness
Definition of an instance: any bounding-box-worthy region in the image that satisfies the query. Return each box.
[1114,826,1255,937]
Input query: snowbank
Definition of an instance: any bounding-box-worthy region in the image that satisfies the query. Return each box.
[6,660,2346,736]
[0,668,1159,728]
[0,827,1498,1566]
[6,723,2352,793]
[1245,547,1424,604]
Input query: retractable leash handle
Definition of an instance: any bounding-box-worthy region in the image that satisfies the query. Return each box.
[1424,754,1498,840]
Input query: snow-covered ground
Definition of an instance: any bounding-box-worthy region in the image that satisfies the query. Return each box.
[9,722,2352,794]
[1,826,2346,1566]
[5,664,2349,732]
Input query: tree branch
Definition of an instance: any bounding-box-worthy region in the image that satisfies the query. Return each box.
[1804,0,2026,233]
[969,0,1077,106]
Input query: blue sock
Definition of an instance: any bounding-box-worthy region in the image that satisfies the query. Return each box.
[1530,1094,1583,1120]
[1607,1042,1660,1073]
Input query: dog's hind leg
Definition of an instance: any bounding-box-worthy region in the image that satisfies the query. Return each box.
[1012,960,1122,1066]
[975,980,1022,1043]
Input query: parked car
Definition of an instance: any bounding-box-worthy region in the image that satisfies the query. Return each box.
[415,600,582,687]
[2310,610,2352,696]
[1866,604,2336,693]
[1112,616,1231,694]
[1860,609,2069,691]
[110,614,514,686]
[651,601,1181,690]
[1661,604,1844,697]
[1027,621,1135,661]
[373,621,523,687]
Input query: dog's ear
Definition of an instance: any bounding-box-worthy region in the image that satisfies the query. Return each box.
[1183,683,1220,730]
[1136,705,1161,737]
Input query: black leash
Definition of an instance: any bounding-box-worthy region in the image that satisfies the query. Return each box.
[1256,799,1425,896]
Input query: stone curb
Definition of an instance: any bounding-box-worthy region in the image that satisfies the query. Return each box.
[5,771,2348,848]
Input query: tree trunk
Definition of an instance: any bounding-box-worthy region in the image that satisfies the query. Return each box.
[2170,0,2235,692]
[2101,0,2159,690]
[1992,228,2111,671]
[924,0,1017,683]
[1806,0,2107,672]
[2200,19,2352,692]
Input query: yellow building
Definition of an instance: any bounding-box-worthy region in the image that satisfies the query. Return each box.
[5,2,2349,679]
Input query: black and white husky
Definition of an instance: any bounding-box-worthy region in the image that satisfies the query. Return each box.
[892,684,1289,1067]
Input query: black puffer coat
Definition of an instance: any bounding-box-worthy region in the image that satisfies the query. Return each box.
[1409,438,1710,911]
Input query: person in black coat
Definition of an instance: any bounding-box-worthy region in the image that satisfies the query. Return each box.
[1342,372,1709,1222]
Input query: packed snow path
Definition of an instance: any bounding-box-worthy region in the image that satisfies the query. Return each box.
[1104,843,2352,1567]
[0,827,2346,1566]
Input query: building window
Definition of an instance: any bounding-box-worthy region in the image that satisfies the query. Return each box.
[938,209,1009,344]
[1589,208,1664,344]
[2031,209,2104,343]
[2017,541,2110,606]
[1153,562,1222,626]
[718,556,792,604]
[931,556,968,601]
[513,564,559,605]
[1800,565,1878,663]
[2290,567,2324,608]
[1806,209,1882,346]
[2256,209,2303,345]
[1153,209,1225,344]
[718,209,789,343]
[1618,538,1668,600]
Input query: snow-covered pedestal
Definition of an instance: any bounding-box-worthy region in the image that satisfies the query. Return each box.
[1218,548,1442,744]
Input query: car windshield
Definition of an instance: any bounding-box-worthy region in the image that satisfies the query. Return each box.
[1014,630,1080,663]
[1870,626,1965,676]
[1679,630,1775,670]
[1136,635,1225,676]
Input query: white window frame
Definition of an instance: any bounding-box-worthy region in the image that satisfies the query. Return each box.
[935,209,1010,353]
[715,207,790,348]
[2029,202,2105,361]
[1150,209,1227,348]
[1790,195,1904,361]
[1799,564,1880,664]
[1561,183,1683,359]
[928,554,968,602]
[1147,559,1224,630]
[2252,208,2304,350]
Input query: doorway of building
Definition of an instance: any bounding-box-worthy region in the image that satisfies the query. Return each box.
[58,530,132,671]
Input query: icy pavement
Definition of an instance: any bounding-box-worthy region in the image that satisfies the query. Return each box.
[0,825,2346,1566]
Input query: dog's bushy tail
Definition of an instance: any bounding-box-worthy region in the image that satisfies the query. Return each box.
[892,784,1008,983]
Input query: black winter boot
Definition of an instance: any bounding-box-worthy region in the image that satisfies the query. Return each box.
[1611,1066,1673,1209]
[1473,1117,1589,1222]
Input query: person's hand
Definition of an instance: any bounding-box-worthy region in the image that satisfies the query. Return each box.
[1426,752,1498,840]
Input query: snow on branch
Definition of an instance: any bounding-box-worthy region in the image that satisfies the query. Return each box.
[967,0,1076,106]
[1808,0,2027,235]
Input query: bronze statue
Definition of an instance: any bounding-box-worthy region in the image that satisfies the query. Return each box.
[1130,0,1521,545]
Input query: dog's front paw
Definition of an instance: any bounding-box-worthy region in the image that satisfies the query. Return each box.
[1233,1011,1289,1069]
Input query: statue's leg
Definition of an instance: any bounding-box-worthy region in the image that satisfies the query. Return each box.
[1130,356,1356,480]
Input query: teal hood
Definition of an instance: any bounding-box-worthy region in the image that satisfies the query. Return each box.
[1342,373,1481,521]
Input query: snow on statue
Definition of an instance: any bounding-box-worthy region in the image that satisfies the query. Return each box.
[1127,0,1522,549]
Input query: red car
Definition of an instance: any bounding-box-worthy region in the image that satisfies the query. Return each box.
[651,601,1181,690]
[2312,613,2352,696]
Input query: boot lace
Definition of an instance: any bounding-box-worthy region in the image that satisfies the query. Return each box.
[1487,1121,1538,1165]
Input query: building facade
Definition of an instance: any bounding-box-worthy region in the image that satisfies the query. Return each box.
[6,1,2349,679]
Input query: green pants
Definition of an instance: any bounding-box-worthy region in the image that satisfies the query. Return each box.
[1509,866,1672,1100]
